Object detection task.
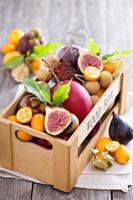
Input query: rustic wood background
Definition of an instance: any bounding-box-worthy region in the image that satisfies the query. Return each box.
[0,0,133,199]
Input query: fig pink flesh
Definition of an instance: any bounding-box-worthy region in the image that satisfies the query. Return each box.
[47,111,70,132]
[63,81,92,122]
[80,54,101,70]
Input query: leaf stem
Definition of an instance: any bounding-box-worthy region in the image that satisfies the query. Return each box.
[74,74,85,85]
[42,59,61,86]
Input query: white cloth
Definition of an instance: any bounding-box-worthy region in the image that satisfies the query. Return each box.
[0,85,133,192]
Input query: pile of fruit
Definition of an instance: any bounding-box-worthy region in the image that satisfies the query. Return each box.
[5,33,133,159]
[1,28,61,82]
[92,112,133,170]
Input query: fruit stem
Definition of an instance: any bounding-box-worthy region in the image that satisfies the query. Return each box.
[42,59,61,86]
[58,44,72,61]
[74,74,85,85]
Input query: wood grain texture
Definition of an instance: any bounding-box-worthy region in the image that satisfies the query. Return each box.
[112,187,133,200]
[107,0,133,91]
[0,0,133,199]
[32,184,111,200]
[0,178,32,200]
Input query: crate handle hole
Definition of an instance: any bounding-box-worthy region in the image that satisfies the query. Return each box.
[15,131,53,150]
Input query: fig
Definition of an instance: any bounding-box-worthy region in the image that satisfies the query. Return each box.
[63,81,92,122]
[45,107,71,136]
[78,53,103,73]
[58,134,71,141]
[65,113,79,134]
[109,112,133,144]
[54,61,77,81]
[34,137,52,149]
[57,45,79,68]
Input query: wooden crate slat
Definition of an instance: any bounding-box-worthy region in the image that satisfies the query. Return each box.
[74,73,122,147]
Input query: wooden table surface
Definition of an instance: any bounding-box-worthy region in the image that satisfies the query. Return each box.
[0,0,133,199]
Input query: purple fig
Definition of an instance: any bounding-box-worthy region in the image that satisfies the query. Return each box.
[109,112,133,144]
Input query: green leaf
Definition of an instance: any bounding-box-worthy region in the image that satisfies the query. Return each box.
[87,38,100,55]
[3,55,24,69]
[23,78,51,104]
[102,50,133,61]
[33,42,62,57]
[102,53,113,61]
[39,83,51,104]
[52,82,71,106]
[26,53,39,62]
[114,50,133,57]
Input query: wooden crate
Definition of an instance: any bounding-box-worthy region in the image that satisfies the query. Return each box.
[0,67,127,192]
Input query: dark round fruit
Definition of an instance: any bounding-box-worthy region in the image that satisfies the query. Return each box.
[109,112,133,144]
[57,45,79,68]
[18,32,41,54]
[18,33,33,54]
[58,134,71,141]
[34,137,52,149]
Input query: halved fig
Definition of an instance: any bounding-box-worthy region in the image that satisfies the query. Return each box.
[78,52,103,73]
[65,113,79,134]
[45,107,71,136]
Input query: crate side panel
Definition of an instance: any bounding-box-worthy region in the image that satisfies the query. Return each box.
[12,129,53,184]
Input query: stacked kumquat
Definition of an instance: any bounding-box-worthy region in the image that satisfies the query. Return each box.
[92,137,130,170]
[7,106,46,142]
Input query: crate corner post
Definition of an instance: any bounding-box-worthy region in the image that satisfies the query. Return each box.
[0,118,13,170]
[119,65,128,115]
